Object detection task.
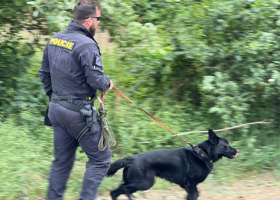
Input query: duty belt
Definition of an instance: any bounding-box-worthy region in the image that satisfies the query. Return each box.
[51,93,98,142]
[51,93,93,112]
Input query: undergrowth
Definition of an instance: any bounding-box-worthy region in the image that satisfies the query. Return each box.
[0,112,280,199]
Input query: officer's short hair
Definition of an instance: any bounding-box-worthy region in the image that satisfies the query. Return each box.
[73,0,101,23]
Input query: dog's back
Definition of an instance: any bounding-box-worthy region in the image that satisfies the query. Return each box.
[107,148,187,179]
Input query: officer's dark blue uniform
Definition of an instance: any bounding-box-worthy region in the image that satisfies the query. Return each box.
[39,21,111,200]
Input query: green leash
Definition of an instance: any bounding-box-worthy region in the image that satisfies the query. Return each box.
[97,96,116,151]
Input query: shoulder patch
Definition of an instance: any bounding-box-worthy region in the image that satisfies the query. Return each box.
[49,38,75,50]
[92,53,103,69]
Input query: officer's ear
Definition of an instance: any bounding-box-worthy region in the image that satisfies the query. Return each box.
[85,17,91,25]
[82,17,92,29]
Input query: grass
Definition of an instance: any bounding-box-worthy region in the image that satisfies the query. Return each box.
[0,119,52,200]
[1,113,280,199]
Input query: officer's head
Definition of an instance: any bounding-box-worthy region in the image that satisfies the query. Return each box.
[73,0,101,36]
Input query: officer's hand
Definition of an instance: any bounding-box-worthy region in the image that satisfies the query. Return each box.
[108,79,114,90]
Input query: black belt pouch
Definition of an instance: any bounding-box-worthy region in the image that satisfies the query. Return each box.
[44,105,52,126]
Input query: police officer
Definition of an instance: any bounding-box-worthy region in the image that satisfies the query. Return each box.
[39,1,113,199]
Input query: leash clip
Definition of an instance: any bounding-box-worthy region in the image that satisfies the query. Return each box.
[97,96,103,105]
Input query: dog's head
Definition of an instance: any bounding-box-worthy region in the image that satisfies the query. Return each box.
[208,129,239,162]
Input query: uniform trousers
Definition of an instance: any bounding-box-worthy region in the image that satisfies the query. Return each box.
[47,101,112,200]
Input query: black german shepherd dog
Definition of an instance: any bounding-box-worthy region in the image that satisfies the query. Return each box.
[107,129,239,200]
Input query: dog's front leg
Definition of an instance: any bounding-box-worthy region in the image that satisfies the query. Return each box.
[183,184,199,200]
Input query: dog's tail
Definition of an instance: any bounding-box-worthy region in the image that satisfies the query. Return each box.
[107,157,132,177]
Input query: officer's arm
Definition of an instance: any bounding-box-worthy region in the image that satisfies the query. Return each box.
[39,44,52,98]
[80,46,111,92]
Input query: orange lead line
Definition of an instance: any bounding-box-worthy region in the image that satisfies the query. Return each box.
[112,87,192,145]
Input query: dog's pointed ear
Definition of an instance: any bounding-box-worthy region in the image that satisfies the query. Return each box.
[208,129,219,144]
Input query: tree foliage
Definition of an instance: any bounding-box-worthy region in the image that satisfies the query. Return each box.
[1,0,280,160]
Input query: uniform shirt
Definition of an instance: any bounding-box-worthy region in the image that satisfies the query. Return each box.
[39,21,110,101]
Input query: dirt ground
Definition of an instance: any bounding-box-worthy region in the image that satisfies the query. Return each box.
[97,175,280,200]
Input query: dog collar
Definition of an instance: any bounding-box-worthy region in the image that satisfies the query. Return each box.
[193,146,209,160]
